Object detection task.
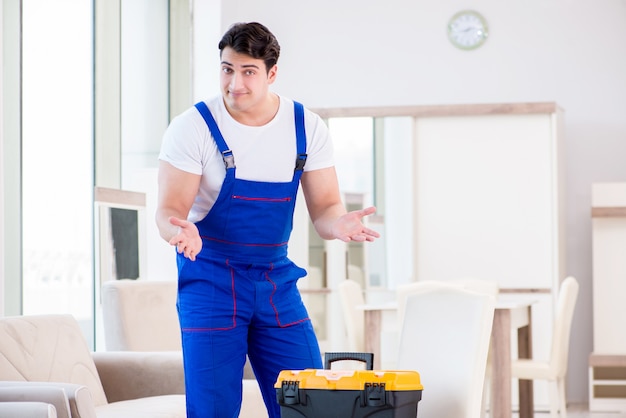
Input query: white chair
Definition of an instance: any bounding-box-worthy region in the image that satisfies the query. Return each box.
[347,264,366,290]
[511,276,579,418]
[337,278,366,352]
[396,279,499,331]
[101,279,181,351]
[396,283,496,418]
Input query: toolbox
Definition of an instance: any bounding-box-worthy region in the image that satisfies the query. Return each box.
[275,353,423,418]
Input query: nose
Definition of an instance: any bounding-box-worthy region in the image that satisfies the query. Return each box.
[229,72,243,91]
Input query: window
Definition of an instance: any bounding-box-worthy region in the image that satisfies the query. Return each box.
[21,0,94,341]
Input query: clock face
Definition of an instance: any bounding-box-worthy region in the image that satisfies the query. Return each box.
[447,10,489,50]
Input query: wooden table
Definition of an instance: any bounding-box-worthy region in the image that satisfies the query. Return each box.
[359,296,534,418]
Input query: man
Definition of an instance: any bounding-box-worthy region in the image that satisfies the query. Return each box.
[156,21,379,418]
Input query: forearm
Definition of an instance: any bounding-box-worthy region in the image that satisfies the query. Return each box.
[155,209,184,242]
[156,160,200,243]
[311,202,347,240]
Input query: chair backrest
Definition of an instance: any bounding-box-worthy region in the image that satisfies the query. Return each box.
[101,279,181,351]
[396,284,496,418]
[396,279,498,330]
[450,278,499,296]
[0,314,109,407]
[550,276,579,378]
[347,264,366,289]
[337,278,365,352]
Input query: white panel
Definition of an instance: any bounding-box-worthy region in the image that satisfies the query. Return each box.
[592,183,626,207]
[191,0,221,102]
[121,0,169,160]
[414,114,556,289]
[0,0,5,316]
[383,117,414,289]
[592,217,626,353]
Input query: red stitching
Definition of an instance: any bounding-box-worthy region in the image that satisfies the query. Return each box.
[232,195,291,202]
[182,326,234,332]
[180,260,237,332]
[229,260,237,328]
[265,264,310,328]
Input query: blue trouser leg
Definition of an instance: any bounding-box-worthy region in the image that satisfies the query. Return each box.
[245,259,323,417]
[249,320,322,417]
[177,257,251,418]
[177,256,322,418]
[181,328,248,418]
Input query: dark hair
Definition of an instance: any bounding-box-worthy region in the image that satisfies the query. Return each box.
[218,22,281,72]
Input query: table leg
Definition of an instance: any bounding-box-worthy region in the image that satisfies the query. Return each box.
[517,306,534,418]
[363,310,382,369]
[491,309,512,418]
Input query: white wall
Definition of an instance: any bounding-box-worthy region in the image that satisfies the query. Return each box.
[188,0,626,403]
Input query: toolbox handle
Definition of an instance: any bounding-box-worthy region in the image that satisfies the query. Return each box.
[324,352,374,370]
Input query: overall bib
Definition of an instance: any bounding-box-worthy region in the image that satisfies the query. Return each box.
[176,101,323,418]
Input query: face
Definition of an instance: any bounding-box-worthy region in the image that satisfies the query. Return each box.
[220,47,277,114]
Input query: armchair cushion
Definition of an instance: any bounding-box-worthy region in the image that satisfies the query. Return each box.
[92,351,184,402]
[0,401,58,418]
[92,395,185,418]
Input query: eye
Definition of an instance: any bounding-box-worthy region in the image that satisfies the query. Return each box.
[222,67,233,74]
[245,70,256,76]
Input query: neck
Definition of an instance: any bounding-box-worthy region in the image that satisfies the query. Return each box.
[226,94,279,126]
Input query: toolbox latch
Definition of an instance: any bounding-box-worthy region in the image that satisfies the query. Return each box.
[363,382,386,407]
[280,381,301,405]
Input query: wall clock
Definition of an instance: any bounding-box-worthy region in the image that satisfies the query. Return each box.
[447,10,489,50]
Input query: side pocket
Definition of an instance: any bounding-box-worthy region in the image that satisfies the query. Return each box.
[177,258,237,331]
[265,262,310,327]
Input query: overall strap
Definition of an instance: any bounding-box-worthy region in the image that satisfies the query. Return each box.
[194,102,235,169]
[293,101,308,174]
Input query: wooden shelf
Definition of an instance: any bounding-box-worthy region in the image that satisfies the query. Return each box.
[589,354,626,412]
[592,207,626,218]
[311,102,560,119]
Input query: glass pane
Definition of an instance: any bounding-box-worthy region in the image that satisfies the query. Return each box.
[327,117,380,289]
[22,0,94,344]
[329,117,374,198]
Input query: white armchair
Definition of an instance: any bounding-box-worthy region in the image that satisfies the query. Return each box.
[0,314,186,418]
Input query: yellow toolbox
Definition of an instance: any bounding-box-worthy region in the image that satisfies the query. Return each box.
[275,368,423,418]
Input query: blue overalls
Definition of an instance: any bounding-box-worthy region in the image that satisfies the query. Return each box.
[176,101,323,418]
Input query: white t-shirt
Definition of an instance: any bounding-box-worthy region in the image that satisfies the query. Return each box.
[158,95,335,223]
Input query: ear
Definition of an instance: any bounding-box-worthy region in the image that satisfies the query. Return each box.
[267,64,278,84]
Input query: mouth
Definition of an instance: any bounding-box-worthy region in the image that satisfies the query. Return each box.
[228,90,247,98]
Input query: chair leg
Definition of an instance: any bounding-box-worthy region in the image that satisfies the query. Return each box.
[481,374,489,418]
[557,377,567,418]
[481,356,491,418]
[548,380,560,418]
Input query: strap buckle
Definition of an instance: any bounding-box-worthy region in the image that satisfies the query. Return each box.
[294,153,307,172]
[222,150,235,169]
